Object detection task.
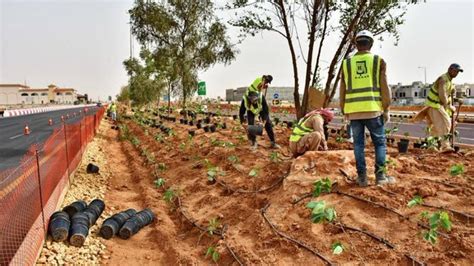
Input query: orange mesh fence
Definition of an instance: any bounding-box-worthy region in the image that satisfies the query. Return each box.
[0,106,106,265]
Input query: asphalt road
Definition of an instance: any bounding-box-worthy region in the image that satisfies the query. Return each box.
[329,117,474,145]
[218,109,474,146]
[0,106,99,171]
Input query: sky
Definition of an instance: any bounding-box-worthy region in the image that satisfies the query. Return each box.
[0,0,473,101]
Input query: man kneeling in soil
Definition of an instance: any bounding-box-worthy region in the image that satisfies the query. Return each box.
[289,108,334,157]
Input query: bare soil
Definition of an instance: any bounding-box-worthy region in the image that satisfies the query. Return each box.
[98,113,473,265]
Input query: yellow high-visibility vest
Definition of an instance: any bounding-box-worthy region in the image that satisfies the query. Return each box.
[243,93,263,114]
[342,53,382,114]
[289,115,319,142]
[245,77,263,97]
[425,73,453,115]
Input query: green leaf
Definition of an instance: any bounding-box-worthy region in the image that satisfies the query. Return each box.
[449,164,465,176]
[154,178,165,188]
[211,250,220,262]
[331,241,344,255]
[423,230,438,245]
[439,211,452,231]
[249,168,258,177]
[407,195,423,208]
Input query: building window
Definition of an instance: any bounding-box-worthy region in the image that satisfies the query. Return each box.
[414,92,418,97]
[41,93,48,96]
[31,93,39,96]
[66,92,73,95]
[56,92,62,96]
[21,93,29,96]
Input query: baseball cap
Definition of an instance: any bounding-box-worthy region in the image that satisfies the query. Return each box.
[449,63,463,72]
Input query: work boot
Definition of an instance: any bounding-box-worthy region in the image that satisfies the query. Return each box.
[250,141,258,151]
[346,137,353,143]
[356,175,368,187]
[376,174,396,186]
[270,141,281,149]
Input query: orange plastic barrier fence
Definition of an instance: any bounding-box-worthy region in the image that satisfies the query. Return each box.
[0,107,106,265]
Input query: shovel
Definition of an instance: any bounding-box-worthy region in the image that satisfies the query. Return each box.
[450,98,463,148]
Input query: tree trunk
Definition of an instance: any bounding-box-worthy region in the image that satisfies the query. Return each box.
[301,0,322,116]
[324,45,353,107]
[311,0,330,87]
[276,0,301,119]
[168,82,171,114]
[323,0,366,98]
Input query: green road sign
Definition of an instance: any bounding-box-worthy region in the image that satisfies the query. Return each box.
[198,81,206,96]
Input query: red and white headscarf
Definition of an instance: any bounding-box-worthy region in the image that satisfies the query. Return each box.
[304,108,334,123]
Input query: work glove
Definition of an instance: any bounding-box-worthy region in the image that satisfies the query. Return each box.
[449,105,456,113]
[383,111,390,124]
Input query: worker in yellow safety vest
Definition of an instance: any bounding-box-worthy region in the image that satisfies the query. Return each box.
[246,75,273,96]
[413,63,463,152]
[108,102,117,122]
[289,108,334,157]
[239,75,279,150]
[340,30,394,187]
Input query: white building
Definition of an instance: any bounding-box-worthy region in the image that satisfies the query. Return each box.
[0,84,77,105]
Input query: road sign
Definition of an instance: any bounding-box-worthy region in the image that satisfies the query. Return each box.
[273,93,279,99]
[272,99,281,105]
[197,81,206,96]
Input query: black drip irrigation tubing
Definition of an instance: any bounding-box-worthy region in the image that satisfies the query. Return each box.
[261,203,334,266]
[291,185,450,239]
[214,172,289,194]
[421,203,474,223]
[221,225,244,266]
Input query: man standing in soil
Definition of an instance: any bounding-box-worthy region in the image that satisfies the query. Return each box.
[240,75,279,150]
[339,30,394,187]
[413,64,463,152]
[108,102,117,122]
[289,108,334,157]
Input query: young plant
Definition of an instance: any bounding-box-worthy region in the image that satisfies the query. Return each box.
[130,136,140,147]
[154,133,165,143]
[306,201,337,223]
[376,159,396,175]
[248,168,259,177]
[313,178,332,197]
[335,135,345,143]
[205,246,220,263]
[163,188,175,204]
[407,195,423,208]
[154,178,165,188]
[449,164,465,177]
[207,218,220,236]
[403,132,410,138]
[118,124,130,141]
[157,163,167,172]
[227,155,240,164]
[207,164,225,182]
[236,134,246,144]
[331,241,345,255]
[269,151,281,163]
[421,211,452,245]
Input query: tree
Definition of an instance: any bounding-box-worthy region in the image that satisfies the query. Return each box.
[129,0,237,107]
[227,0,418,118]
[123,48,166,106]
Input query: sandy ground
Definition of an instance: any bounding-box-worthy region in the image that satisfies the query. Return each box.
[38,111,474,265]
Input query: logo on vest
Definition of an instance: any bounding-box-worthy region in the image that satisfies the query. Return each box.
[355,61,369,79]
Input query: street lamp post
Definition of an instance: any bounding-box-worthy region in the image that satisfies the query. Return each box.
[418,66,427,84]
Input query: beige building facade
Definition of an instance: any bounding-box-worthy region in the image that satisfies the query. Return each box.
[0,84,77,105]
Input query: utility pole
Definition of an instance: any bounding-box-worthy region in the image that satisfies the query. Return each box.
[418,66,427,84]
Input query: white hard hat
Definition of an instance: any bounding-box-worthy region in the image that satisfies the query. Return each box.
[355,30,374,41]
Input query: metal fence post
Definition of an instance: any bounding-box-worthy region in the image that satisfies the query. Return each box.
[63,122,71,182]
[79,115,83,155]
[35,149,47,236]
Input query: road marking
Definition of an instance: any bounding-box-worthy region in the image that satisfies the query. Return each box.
[460,137,474,141]
[9,134,24,140]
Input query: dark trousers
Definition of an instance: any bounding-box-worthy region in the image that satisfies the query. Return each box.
[247,111,275,142]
